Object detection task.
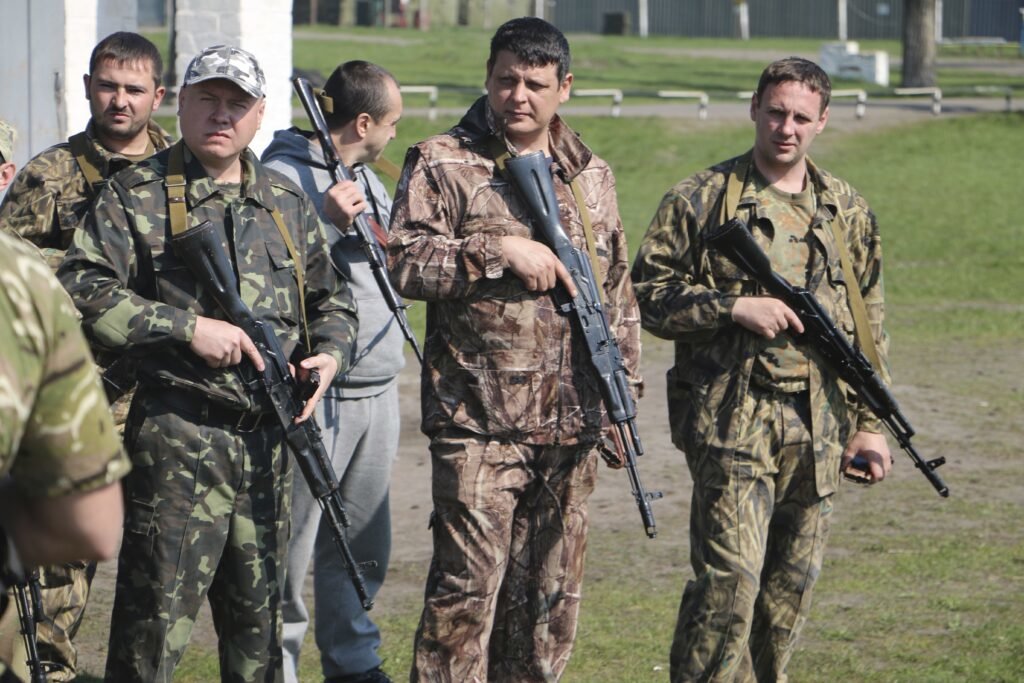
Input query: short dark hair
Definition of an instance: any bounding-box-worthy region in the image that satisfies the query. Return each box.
[487,17,571,83]
[89,31,164,88]
[322,61,398,130]
[756,57,832,112]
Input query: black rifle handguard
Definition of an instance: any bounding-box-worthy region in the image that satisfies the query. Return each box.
[705,217,949,497]
[504,151,662,537]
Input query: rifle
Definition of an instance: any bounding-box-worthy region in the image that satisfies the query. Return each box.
[12,571,52,683]
[172,221,377,609]
[503,151,662,538]
[292,75,423,365]
[704,217,949,497]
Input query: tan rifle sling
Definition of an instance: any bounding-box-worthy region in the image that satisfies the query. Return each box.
[166,141,312,352]
[68,132,105,199]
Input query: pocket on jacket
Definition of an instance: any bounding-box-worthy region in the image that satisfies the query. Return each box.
[454,349,546,437]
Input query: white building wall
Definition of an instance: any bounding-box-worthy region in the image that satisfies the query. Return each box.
[175,0,293,156]
[0,0,137,167]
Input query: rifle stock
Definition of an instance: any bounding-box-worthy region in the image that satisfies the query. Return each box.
[173,221,377,609]
[704,217,949,497]
[504,151,662,538]
[292,76,423,364]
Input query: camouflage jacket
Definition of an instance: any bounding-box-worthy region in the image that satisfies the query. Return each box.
[57,143,358,412]
[0,120,173,269]
[388,97,641,445]
[0,232,129,496]
[630,153,889,496]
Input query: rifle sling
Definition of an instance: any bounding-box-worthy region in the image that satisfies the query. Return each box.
[718,150,881,371]
[489,137,605,302]
[68,132,105,200]
[166,142,312,352]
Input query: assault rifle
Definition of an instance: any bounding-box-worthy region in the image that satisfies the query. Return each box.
[173,221,377,609]
[503,151,662,538]
[704,217,949,497]
[292,75,423,364]
[12,572,53,683]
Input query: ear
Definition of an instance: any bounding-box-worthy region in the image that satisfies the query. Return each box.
[816,105,829,134]
[355,112,372,139]
[558,72,574,104]
[255,97,266,130]
[152,85,167,111]
[0,162,16,192]
[749,94,758,122]
[83,74,92,101]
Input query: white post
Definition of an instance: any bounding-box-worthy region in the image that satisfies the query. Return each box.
[734,0,750,40]
[174,0,292,156]
[838,0,848,40]
[534,0,544,20]
[935,0,943,43]
[638,0,649,38]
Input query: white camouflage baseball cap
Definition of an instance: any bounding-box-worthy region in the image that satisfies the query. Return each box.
[182,45,265,98]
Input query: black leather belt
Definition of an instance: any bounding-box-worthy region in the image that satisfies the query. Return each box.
[153,387,274,433]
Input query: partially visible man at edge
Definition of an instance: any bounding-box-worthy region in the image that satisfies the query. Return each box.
[631,57,892,682]
[387,17,641,682]
[0,230,130,683]
[0,31,170,682]
[58,45,357,681]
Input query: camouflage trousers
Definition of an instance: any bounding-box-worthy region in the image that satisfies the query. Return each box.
[671,387,833,683]
[411,432,599,683]
[0,561,93,681]
[105,390,292,683]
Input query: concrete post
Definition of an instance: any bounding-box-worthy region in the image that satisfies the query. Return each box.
[173,0,292,156]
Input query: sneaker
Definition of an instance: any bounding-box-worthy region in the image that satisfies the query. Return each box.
[325,667,393,683]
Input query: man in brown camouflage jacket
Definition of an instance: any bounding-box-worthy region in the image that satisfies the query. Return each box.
[58,45,358,682]
[631,58,893,682]
[388,17,641,682]
[0,32,170,681]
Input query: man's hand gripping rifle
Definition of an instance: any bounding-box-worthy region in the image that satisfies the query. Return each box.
[293,75,423,364]
[704,217,949,497]
[173,221,377,609]
[503,152,662,538]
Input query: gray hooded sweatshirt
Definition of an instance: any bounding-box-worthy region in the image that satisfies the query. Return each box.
[262,127,405,398]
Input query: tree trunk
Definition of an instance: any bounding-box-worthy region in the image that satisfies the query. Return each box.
[902,0,937,86]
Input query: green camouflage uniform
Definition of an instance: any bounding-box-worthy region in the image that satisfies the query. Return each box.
[57,142,358,682]
[631,152,889,682]
[0,119,172,681]
[388,97,641,682]
[0,231,130,682]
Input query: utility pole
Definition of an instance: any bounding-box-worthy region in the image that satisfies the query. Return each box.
[638,0,649,37]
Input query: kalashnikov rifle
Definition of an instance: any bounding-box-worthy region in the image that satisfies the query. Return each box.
[292,75,423,364]
[12,571,53,683]
[503,151,662,538]
[704,217,949,497]
[173,220,377,608]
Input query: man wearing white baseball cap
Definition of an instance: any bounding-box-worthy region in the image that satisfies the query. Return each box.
[58,44,358,682]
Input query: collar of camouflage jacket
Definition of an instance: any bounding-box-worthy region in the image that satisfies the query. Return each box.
[173,142,280,213]
[453,96,594,182]
[736,151,841,225]
[82,119,174,163]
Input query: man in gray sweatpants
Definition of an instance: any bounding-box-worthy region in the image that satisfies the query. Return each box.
[262,60,405,683]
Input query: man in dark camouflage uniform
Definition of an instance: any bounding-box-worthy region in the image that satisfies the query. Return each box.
[631,58,893,682]
[58,45,358,682]
[0,32,170,681]
[0,230,131,682]
[388,18,641,683]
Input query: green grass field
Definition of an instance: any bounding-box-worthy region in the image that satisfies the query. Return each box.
[127,26,1024,683]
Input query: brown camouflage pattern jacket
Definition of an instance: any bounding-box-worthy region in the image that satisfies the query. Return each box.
[0,120,173,269]
[58,143,358,412]
[387,97,641,445]
[630,153,889,496]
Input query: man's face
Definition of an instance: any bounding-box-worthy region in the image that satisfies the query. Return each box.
[178,80,265,172]
[85,58,165,145]
[750,80,828,175]
[362,79,403,163]
[485,50,572,149]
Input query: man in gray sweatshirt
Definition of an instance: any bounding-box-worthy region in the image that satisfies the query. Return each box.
[262,60,404,683]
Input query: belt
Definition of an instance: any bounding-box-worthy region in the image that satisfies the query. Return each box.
[152,387,275,433]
